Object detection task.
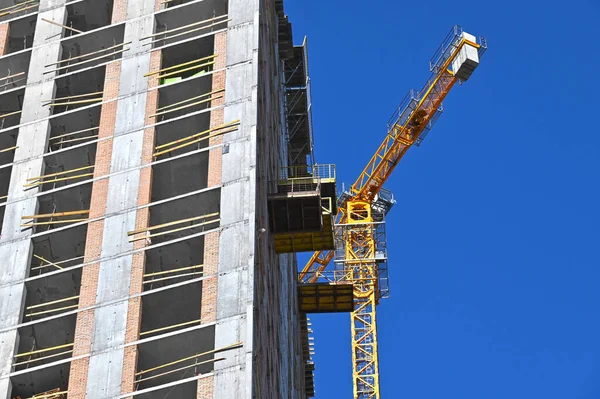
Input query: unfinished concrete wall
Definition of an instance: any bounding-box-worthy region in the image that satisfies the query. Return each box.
[0,1,67,397]
[0,0,309,397]
[210,0,257,394]
[253,1,307,397]
[214,0,307,398]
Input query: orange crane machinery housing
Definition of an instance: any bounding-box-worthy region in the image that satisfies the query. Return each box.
[296,26,487,398]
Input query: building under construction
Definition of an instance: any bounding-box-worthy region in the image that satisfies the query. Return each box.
[0,0,326,398]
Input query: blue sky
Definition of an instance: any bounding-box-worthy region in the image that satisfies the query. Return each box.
[286,0,600,398]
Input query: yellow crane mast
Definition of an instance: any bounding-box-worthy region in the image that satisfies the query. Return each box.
[298,26,487,398]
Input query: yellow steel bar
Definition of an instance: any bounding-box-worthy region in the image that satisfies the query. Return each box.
[145,19,232,46]
[0,71,25,81]
[135,357,224,384]
[46,98,103,107]
[20,219,88,227]
[27,165,94,182]
[26,295,79,310]
[0,0,37,13]
[32,254,63,270]
[53,255,84,264]
[154,120,239,150]
[144,54,217,77]
[128,218,219,243]
[141,15,228,40]
[13,349,73,366]
[25,304,79,317]
[154,89,224,113]
[31,255,83,270]
[0,145,17,153]
[143,264,203,277]
[128,212,219,235]
[41,17,83,33]
[53,135,99,145]
[136,342,243,376]
[142,271,203,284]
[139,318,202,336]
[15,343,74,358]
[0,110,22,119]
[22,210,90,219]
[0,3,38,18]
[42,91,103,103]
[44,47,130,74]
[23,172,94,187]
[25,391,67,399]
[49,126,99,141]
[152,126,237,157]
[45,42,131,67]
[148,94,221,119]
[157,60,214,80]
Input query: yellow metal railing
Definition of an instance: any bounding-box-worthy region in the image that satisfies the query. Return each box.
[279,163,336,180]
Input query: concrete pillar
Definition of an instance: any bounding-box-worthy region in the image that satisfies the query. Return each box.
[213,1,260,397]
[0,23,9,56]
[0,2,66,397]
[119,47,161,398]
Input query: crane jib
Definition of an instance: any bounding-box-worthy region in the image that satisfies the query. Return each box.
[299,32,485,289]
[296,26,486,399]
[351,53,470,202]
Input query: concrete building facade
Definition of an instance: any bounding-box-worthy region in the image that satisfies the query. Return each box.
[0,0,315,397]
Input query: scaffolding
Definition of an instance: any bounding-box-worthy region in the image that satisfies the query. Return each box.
[300,315,316,397]
[283,38,314,168]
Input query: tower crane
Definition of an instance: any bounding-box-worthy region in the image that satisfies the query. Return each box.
[298,26,487,398]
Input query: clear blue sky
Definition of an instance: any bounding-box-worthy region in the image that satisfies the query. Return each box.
[286,0,600,398]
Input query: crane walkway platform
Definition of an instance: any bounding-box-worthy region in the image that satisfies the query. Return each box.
[268,165,337,253]
[298,282,354,313]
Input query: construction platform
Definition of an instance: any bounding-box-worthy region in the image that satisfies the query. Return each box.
[269,164,337,253]
[298,282,354,313]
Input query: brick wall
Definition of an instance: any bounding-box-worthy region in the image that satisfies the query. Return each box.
[201,232,219,322]
[112,0,128,24]
[197,376,214,399]
[120,49,162,398]
[207,32,227,189]
[67,60,122,399]
[0,23,9,56]
[203,31,226,325]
